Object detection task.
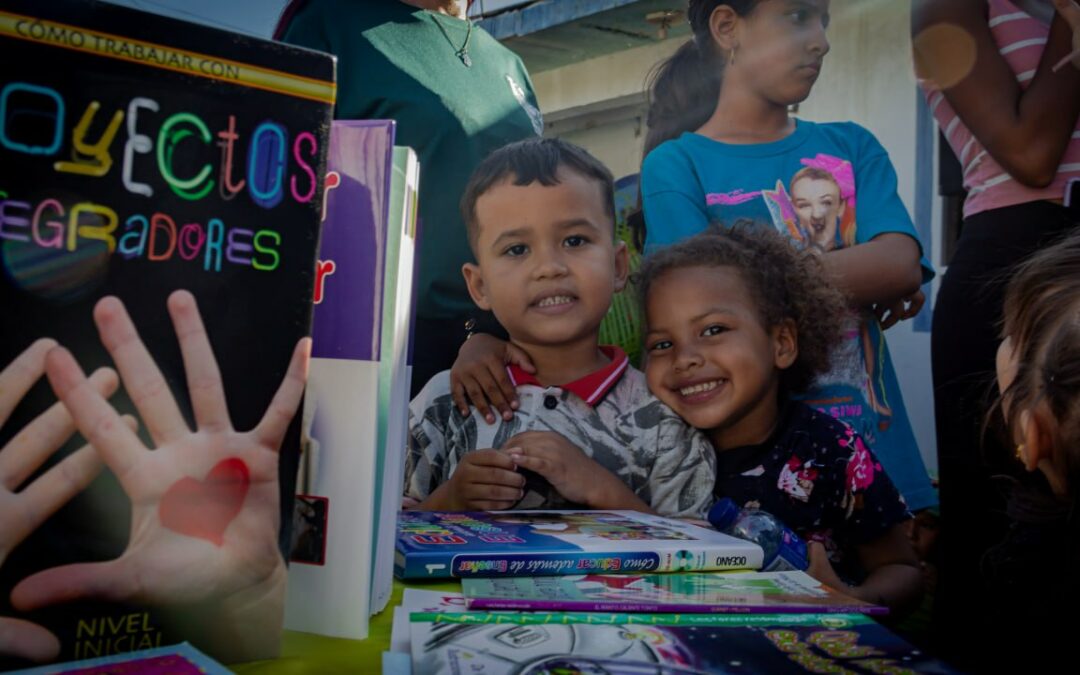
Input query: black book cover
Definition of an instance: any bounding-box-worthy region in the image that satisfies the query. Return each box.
[0,0,334,665]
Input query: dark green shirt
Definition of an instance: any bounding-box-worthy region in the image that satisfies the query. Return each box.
[282,0,542,319]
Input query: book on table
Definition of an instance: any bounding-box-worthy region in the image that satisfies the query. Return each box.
[461,570,887,615]
[408,604,959,674]
[395,510,763,580]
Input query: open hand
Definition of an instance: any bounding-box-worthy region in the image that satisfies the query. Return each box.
[0,339,119,662]
[10,291,310,662]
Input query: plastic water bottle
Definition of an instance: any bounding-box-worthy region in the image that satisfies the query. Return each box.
[707,498,809,572]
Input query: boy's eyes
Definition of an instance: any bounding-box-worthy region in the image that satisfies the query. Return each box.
[500,235,588,256]
[703,324,729,337]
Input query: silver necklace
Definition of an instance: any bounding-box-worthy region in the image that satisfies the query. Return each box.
[431,13,473,67]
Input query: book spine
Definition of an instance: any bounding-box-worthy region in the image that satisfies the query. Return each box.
[450,551,664,577]
[397,550,456,579]
[467,598,667,613]
[465,598,886,615]
[407,611,876,627]
[704,544,764,572]
[399,542,763,579]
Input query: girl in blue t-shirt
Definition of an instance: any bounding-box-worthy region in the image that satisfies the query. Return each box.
[638,0,937,511]
[637,224,921,613]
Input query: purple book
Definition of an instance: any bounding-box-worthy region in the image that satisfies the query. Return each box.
[285,120,405,640]
[12,642,230,674]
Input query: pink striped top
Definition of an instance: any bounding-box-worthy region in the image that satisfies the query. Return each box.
[923,0,1080,218]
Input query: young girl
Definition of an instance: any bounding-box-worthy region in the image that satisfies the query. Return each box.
[638,224,922,613]
[911,0,1080,648]
[979,229,1080,670]
[639,0,937,512]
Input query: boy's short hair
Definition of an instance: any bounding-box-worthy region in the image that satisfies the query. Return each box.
[460,137,616,252]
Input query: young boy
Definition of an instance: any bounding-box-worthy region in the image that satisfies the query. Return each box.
[404,138,715,517]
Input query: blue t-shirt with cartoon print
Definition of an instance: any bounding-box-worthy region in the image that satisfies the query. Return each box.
[641,119,937,511]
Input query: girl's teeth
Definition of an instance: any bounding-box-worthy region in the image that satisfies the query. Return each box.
[680,381,720,396]
[538,296,572,307]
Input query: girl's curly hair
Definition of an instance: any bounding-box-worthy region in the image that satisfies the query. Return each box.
[634,221,849,394]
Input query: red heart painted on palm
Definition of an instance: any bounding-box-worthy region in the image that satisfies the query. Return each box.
[158,458,250,546]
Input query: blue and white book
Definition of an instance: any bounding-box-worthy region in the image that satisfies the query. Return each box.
[395,510,763,580]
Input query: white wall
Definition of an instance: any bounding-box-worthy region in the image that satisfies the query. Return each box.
[531,39,679,177]
[531,0,939,476]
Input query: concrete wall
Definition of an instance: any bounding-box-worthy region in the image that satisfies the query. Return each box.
[531,39,678,177]
[530,0,941,476]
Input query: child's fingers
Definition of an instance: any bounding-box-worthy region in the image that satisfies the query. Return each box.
[475,465,526,488]
[463,448,518,471]
[481,359,517,420]
[875,301,900,330]
[505,342,536,376]
[0,617,60,664]
[0,338,57,427]
[458,462,524,490]
[167,290,231,433]
[904,291,926,318]
[450,376,473,418]
[501,431,552,452]
[509,452,555,477]
[11,558,133,610]
[43,348,144,486]
[18,415,137,528]
[18,445,104,532]
[463,376,498,425]
[254,337,311,451]
[0,367,117,491]
[463,482,523,504]
[93,296,189,445]
[508,440,562,460]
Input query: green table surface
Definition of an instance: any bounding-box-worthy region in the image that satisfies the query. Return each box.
[232,580,458,674]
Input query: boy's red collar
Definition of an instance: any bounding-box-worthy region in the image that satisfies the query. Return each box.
[506,346,629,407]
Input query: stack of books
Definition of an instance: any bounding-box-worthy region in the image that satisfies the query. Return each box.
[389,510,957,674]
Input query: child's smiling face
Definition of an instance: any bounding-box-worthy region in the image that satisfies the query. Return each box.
[462,168,627,352]
[644,265,796,449]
